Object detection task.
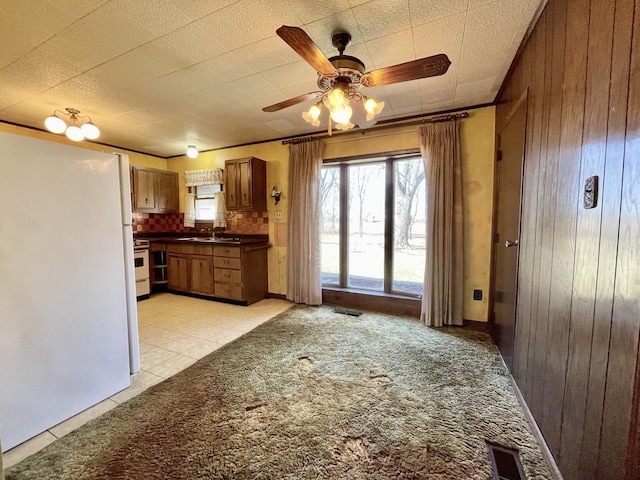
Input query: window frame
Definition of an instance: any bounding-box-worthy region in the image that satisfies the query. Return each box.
[321,149,423,299]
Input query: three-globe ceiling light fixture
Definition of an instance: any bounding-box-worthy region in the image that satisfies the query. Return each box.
[186,145,199,159]
[301,80,384,133]
[44,108,100,142]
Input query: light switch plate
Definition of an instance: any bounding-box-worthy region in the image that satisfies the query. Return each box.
[275,210,283,220]
[584,175,598,209]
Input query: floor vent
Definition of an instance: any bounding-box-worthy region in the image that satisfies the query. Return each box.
[486,442,526,480]
[333,308,363,317]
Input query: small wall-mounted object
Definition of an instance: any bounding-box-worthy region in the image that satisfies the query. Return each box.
[271,186,281,204]
[583,175,598,209]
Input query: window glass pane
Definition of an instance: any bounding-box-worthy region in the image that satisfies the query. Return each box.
[348,163,385,290]
[320,167,340,285]
[195,198,217,220]
[393,157,426,295]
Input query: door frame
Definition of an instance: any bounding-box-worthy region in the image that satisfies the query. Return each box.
[489,88,528,367]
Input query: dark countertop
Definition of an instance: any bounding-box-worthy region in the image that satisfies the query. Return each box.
[135,232,269,247]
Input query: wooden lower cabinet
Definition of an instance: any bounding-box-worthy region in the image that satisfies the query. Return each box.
[163,241,267,305]
[167,253,189,292]
[166,244,214,296]
[213,244,268,305]
[190,255,214,296]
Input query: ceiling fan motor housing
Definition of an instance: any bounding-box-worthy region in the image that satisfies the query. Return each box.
[318,55,365,92]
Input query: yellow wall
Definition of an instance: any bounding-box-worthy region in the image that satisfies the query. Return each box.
[0,122,166,169]
[168,105,496,321]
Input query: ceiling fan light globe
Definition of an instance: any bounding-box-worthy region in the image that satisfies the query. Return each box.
[334,121,355,131]
[330,104,352,124]
[326,87,349,110]
[364,98,384,115]
[81,122,100,140]
[65,125,85,142]
[309,104,321,119]
[45,114,66,134]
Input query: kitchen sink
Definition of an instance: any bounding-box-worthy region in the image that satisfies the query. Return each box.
[176,237,241,244]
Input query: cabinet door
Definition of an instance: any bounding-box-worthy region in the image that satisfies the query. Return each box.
[225,161,239,210]
[157,171,179,213]
[167,254,189,292]
[190,255,214,296]
[238,158,252,209]
[133,168,157,211]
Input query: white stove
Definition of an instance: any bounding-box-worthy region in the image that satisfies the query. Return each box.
[133,239,150,299]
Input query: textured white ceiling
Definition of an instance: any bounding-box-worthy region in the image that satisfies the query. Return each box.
[0,0,544,157]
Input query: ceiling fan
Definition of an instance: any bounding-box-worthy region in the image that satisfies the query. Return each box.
[263,25,451,132]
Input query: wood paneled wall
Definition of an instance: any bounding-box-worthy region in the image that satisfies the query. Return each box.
[495,0,640,478]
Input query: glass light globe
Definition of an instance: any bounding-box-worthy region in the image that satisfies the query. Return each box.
[302,104,322,126]
[330,104,353,124]
[45,114,66,134]
[186,146,198,159]
[65,125,85,142]
[334,121,355,131]
[364,98,385,121]
[81,122,100,140]
[325,87,349,110]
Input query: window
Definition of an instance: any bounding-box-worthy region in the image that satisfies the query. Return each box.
[320,153,425,297]
[194,184,222,221]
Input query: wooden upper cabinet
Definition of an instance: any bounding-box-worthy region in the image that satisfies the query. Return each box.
[131,166,179,213]
[132,167,157,211]
[157,171,179,213]
[224,157,266,211]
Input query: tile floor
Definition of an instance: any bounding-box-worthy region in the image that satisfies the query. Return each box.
[2,293,292,469]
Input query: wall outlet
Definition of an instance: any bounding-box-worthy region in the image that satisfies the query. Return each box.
[275,210,283,220]
[473,289,483,301]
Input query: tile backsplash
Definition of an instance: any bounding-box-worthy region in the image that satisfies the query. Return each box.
[133,211,268,234]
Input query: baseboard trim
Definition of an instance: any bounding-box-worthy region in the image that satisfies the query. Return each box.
[463,319,490,333]
[509,375,564,480]
[266,292,287,300]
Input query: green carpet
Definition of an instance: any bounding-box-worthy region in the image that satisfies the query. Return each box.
[5,305,552,479]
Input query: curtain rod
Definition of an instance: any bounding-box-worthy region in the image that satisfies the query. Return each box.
[281,111,469,145]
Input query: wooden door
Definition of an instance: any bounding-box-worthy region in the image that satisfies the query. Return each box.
[157,171,178,212]
[225,160,239,210]
[238,158,252,209]
[190,255,214,295]
[491,96,527,371]
[167,254,189,292]
[133,167,157,211]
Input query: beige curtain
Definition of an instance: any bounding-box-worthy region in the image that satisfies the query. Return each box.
[184,192,196,228]
[419,121,464,326]
[287,140,323,305]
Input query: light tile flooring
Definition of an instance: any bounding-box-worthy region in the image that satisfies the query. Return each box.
[2,293,292,469]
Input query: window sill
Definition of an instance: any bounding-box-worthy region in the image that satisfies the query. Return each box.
[322,288,421,318]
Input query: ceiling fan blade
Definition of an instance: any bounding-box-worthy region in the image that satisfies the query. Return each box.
[360,53,451,87]
[262,92,322,113]
[276,25,337,76]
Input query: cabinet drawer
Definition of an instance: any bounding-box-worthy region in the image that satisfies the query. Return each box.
[167,243,213,255]
[214,268,242,284]
[214,256,241,270]
[215,284,243,301]
[213,245,240,258]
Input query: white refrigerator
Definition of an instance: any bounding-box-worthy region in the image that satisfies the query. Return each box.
[0,131,140,451]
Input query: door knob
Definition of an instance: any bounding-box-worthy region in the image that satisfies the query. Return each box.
[505,239,519,248]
